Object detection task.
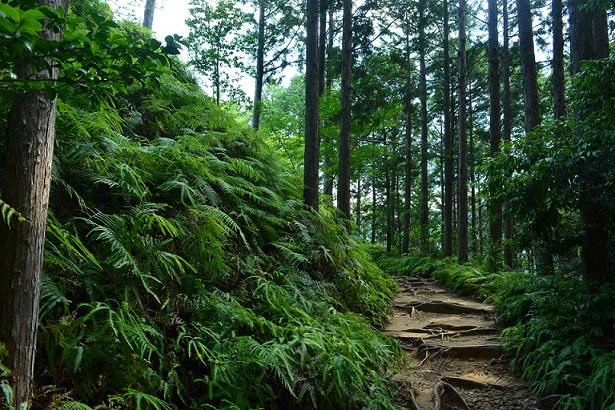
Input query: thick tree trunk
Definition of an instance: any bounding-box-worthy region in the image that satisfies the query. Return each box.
[569,0,610,282]
[252,1,265,130]
[442,0,453,258]
[143,0,156,29]
[338,0,352,221]
[304,0,320,209]
[516,0,541,133]
[0,1,67,407]
[457,0,469,263]
[552,0,565,126]
[502,0,514,267]
[418,0,429,253]
[488,0,502,269]
[402,39,413,254]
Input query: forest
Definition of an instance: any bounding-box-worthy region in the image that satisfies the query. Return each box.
[0,0,614,408]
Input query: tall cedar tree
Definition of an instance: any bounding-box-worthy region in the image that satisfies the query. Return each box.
[143,0,156,29]
[442,0,454,257]
[552,0,565,126]
[457,0,469,263]
[401,30,413,254]
[418,0,429,252]
[338,0,352,221]
[502,0,514,267]
[304,0,320,208]
[569,0,610,281]
[252,1,265,130]
[0,0,68,406]
[488,0,502,267]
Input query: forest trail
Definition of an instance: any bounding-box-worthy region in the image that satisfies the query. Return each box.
[386,276,548,410]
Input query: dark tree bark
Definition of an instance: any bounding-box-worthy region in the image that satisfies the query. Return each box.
[488,0,502,268]
[552,0,565,126]
[516,0,541,133]
[402,54,413,255]
[338,0,352,221]
[143,0,156,29]
[0,1,68,407]
[502,0,514,267]
[457,0,469,263]
[569,0,610,282]
[304,0,320,209]
[418,0,429,253]
[442,0,454,258]
[371,177,377,243]
[322,6,335,198]
[252,1,266,130]
[319,0,327,96]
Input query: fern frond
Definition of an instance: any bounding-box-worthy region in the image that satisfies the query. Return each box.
[0,198,29,226]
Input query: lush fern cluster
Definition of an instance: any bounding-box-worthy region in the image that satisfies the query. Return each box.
[378,253,615,409]
[0,65,402,408]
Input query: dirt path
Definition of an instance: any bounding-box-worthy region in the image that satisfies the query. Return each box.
[386,276,548,410]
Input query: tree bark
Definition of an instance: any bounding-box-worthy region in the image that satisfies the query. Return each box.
[488,0,502,269]
[252,0,266,130]
[569,0,610,282]
[516,0,540,133]
[418,0,429,253]
[304,0,320,209]
[502,0,514,268]
[338,0,352,222]
[0,1,67,407]
[552,0,565,126]
[442,0,453,258]
[457,0,469,263]
[322,6,335,198]
[402,51,413,254]
[143,0,156,29]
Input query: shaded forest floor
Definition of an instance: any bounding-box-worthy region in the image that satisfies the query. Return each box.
[385,276,552,410]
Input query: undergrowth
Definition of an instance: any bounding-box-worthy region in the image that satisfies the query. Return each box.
[375,251,615,410]
[0,22,402,410]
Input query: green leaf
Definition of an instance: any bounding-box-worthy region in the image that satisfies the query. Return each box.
[20,9,46,21]
[0,4,20,22]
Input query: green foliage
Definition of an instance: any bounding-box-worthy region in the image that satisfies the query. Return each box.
[381,253,615,409]
[0,4,405,407]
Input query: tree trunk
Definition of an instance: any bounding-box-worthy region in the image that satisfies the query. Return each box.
[322,6,335,198]
[386,165,392,253]
[252,1,266,130]
[502,0,514,268]
[552,0,565,126]
[319,0,327,96]
[356,176,362,231]
[457,0,469,263]
[516,0,541,133]
[371,177,377,244]
[401,37,413,254]
[304,0,320,209]
[338,0,352,221]
[418,0,429,253]
[143,0,156,29]
[442,0,454,258]
[0,1,67,407]
[569,0,610,282]
[488,0,502,269]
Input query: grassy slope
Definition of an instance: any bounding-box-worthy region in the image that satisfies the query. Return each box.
[1,64,403,409]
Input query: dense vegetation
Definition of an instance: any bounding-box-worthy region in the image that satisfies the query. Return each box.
[1,0,615,407]
[0,3,402,409]
[375,252,615,409]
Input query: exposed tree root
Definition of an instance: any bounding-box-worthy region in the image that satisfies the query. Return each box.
[418,343,502,360]
[433,380,471,410]
[441,376,506,391]
[398,301,493,315]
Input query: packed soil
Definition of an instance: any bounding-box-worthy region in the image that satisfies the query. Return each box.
[385,276,552,410]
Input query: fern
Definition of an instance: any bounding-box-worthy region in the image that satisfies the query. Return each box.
[0,198,28,226]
